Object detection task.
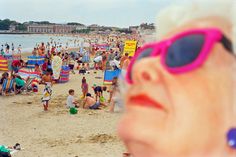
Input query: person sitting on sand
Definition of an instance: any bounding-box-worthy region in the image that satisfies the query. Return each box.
[92,84,107,101]
[0,143,21,157]
[66,89,79,108]
[41,69,53,111]
[13,75,27,94]
[83,93,107,110]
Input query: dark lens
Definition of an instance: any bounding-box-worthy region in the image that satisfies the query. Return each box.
[129,48,153,81]
[166,34,205,67]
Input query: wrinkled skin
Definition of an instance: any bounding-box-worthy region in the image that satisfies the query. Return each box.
[118,17,236,157]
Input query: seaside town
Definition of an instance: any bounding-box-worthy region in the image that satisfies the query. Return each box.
[1,0,236,157]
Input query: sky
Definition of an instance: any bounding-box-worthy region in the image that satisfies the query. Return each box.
[0,0,171,28]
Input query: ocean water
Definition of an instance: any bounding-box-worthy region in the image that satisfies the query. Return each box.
[0,34,81,53]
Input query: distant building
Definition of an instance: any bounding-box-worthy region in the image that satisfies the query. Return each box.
[9,25,16,32]
[88,24,100,31]
[27,24,77,34]
[129,26,139,31]
[140,23,155,30]
[76,25,87,30]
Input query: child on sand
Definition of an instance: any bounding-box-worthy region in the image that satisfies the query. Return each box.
[41,69,53,111]
[66,89,79,108]
[92,84,107,101]
[81,77,88,98]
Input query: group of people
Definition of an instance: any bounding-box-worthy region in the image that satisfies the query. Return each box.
[0,43,22,56]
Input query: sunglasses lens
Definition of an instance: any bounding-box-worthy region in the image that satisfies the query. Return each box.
[166,34,205,68]
[128,48,153,82]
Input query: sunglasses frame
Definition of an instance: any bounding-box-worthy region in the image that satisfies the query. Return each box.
[126,28,223,84]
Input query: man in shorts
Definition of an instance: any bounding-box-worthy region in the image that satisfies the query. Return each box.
[83,93,107,110]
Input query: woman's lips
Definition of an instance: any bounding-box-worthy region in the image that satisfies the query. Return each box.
[128,94,165,111]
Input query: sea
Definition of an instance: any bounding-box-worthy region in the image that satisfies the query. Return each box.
[0,34,81,53]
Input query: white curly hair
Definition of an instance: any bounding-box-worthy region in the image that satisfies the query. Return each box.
[156,0,236,52]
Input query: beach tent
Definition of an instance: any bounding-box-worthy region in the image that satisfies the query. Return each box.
[27,56,45,68]
[58,66,70,83]
[0,56,8,71]
[103,69,121,85]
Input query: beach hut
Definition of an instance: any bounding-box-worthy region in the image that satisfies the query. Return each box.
[103,69,121,85]
[27,56,45,68]
[0,56,8,71]
[58,66,70,83]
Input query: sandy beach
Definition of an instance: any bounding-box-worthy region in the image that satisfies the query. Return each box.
[0,68,125,157]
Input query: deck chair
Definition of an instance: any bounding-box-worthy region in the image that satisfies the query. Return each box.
[19,77,35,93]
[1,78,15,95]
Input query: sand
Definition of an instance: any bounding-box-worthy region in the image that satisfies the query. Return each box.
[0,69,125,157]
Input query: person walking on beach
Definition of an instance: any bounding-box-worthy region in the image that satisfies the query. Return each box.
[41,69,53,111]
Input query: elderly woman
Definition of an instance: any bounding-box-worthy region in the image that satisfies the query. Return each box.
[118,0,236,157]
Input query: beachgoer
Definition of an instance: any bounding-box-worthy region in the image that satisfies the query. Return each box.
[32,48,37,56]
[122,56,132,70]
[118,0,236,156]
[92,85,107,101]
[11,59,24,75]
[81,77,88,98]
[66,89,79,108]
[83,93,107,110]
[34,64,42,73]
[120,53,129,69]
[79,63,86,75]
[42,58,50,75]
[13,75,26,94]
[41,69,53,111]
[68,57,75,74]
[108,77,118,103]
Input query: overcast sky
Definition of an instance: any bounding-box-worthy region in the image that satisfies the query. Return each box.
[0,0,171,27]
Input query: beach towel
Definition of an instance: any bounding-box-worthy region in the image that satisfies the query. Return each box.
[2,78,14,93]
[42,83,52,105]
[52,56,62,80]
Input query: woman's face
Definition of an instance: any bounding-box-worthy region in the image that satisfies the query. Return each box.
[118,17,236,157]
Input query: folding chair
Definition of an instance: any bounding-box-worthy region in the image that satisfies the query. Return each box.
[2,78,15,95]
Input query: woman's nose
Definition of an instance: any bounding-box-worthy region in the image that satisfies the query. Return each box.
[132,58,161,84]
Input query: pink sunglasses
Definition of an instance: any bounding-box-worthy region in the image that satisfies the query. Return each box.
[126,28,233,84]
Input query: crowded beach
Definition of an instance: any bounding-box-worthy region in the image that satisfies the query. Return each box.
[0,33,141,157]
